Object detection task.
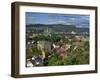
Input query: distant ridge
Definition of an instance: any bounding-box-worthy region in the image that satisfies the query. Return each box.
[26,24,89,33]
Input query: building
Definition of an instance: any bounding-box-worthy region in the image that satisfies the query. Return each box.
[43,28,51,36]
[53,44,71,58]
[37,41,52,52]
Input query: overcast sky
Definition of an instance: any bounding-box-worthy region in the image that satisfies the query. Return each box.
[26,12,90,28]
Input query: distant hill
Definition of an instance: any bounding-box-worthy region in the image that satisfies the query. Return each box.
[26,24,89,33]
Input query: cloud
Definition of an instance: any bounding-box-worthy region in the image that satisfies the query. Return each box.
[26,12,90,28]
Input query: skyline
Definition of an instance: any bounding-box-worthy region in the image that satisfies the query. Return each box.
[26,12,90,28]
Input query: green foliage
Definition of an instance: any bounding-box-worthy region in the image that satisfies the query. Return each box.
[50,34,61,43]
[26,44,42,58]
[47,41,89,66]
[32,34,61,43]
[26,48,33,58]
[31,45,42,56]
[70,41,89,64]
[48,53,63,66]
[27,30,89,66]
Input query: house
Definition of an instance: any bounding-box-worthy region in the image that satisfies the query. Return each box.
[71,31,76,34]
[26,56,43,67]
[53,44,71,58]
[52,43,59,48]
[37,41,52,52]
[75,35,89,41]
[26,59,33,67]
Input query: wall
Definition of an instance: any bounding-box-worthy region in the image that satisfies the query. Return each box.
[0,0,99,80]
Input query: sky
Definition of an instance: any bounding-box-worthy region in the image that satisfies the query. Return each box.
[26,12,90,28]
